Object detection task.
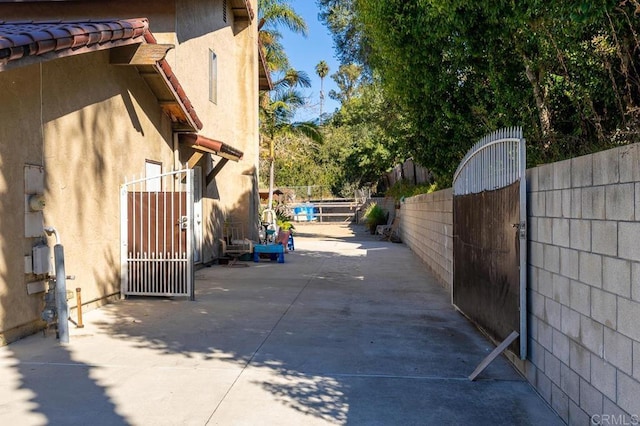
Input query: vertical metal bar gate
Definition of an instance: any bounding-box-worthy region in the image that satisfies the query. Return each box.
[452,127,527,359]
[120,168,195,300]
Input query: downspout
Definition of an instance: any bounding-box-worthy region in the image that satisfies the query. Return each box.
[40,62,45,166]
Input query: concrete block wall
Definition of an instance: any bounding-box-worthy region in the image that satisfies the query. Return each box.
[399,188,453,289]
[527,144,640,424]
[398,143,640,424]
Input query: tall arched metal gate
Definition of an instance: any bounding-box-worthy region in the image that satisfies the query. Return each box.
[452,128,527,359]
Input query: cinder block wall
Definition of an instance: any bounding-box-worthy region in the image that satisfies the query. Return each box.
[526,144,640,423]
[400,144,640,424]
[399,188,453,289]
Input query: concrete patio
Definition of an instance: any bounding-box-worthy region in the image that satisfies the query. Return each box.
[0,223,562,425]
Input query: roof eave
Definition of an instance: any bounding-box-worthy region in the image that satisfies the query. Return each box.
[179,133,244,162]
[0,19,204,132]
[258,41,273,91]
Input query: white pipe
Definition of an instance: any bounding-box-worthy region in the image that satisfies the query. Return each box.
[43,226,61,245]
[44,226,69,344]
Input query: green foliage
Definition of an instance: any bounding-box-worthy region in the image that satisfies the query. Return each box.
[262,79,406,197]
[329,63,362,103]
[385,180,438,201]
[276,207,295,233]
[315,60,329,79]
[317,0,365,65]
[316,0,640,186]
[326,80,410,190]
[277,219,295,231]
[363,202,387,234]
[259,0,308,72]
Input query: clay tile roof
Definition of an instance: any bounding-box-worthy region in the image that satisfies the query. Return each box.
[179,133,244,162]
[144,31,202,130]
[0,19,149,63]
[0,18,203,132]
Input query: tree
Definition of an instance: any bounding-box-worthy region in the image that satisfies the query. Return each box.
[259,67,322,207]
[317,0,640,185]
[258,0,314,208]
[317,0,365,66]
[315,60,330,115]
[329,63,361,103]
[258,0,308,73]
[325,79,409,191]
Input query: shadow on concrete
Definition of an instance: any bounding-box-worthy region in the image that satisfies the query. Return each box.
[3,339,129,425]
[0,224,562,424]
[80,224,560,425]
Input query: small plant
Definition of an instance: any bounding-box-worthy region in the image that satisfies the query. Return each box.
[277,219,295,233]
[385,179,437,201]
[275,204,295,234]
[363,202,387,234]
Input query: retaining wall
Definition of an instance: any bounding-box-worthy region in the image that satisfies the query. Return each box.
[399,189,453,290]
[400,143,640,424]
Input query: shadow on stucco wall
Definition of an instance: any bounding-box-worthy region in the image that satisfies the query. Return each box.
[202,164,261,262]
[0,53,176,423]
[42,54,174,305]
[0,40,260,421]
[0,68,136,426]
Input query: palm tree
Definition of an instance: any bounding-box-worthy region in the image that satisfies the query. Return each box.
[315,60,329,116]
[258,0,308,74]
[257,0,315,211]
[259,68,322,210]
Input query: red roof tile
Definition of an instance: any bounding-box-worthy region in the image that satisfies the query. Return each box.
[0,19,148,63]
[0,18,203,131]
[144,31,202,130]
[179,133,244,161]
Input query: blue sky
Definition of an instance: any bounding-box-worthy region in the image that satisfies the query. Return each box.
[279,0,341,121]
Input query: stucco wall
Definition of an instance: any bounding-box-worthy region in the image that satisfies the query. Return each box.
[0,65,47,343]
[0,51,175,343]
[400,144,640,424]
[0,0,262,258]
[176,0,260,246]
[0,0,262,342]
[0,1,176,32]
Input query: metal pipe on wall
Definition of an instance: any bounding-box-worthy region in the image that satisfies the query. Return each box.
[44,226,69,344]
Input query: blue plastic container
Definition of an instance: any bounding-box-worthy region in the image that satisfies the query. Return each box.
[306,205,316,221]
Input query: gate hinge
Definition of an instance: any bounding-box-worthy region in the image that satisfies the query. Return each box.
[518,221,526,239]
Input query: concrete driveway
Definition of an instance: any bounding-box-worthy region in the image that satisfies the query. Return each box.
[0,223,562,425]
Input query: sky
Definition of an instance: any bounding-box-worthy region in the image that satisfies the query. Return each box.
[279,0,341,122]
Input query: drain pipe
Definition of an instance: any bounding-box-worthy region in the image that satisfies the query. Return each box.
[44,226,69,344]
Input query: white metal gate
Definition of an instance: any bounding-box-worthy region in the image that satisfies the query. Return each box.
[452,127,527,359]
[120,168,195,299]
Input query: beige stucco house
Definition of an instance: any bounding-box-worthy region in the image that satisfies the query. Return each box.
[0,0,270,344]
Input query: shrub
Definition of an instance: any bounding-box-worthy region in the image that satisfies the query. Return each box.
[385,179,437,201]
[363,202,387,234]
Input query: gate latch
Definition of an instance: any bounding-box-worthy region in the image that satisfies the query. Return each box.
[513,222,526,239]
[180,216,188,229]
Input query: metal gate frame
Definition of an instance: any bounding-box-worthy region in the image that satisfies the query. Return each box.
[452,127,527,359]
[120,168,195,300]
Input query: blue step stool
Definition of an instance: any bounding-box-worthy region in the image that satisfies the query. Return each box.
[253,244,285,263]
